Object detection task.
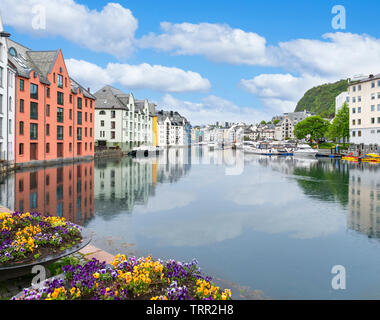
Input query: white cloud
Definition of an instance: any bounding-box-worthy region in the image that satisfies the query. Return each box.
[65,58,211,93]
[0,0,138,57]
[138,22,271,65]
[240,73,327,114]
[160,94,269,125]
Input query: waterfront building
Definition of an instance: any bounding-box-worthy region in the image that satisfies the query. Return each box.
[7,39,95,165]
[0,16,16,164]
[348,74,380,146]
[94,85,155,151]
[155,110,191,147]
[335,91,349,114]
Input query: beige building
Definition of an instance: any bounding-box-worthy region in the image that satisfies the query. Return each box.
[348,74,380,145]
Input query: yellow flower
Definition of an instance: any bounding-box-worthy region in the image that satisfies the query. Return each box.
[93,273,100,279]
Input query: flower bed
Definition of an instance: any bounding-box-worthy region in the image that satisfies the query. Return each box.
[0,212,82,265]
[14,254,232,300]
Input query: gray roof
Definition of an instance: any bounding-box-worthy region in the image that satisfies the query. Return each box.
[94,85,129,111]
[70,78,96,100]
[155,110,188,126]
[94,85,155,115]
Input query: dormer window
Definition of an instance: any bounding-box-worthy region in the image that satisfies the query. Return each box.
[9,47,17,57]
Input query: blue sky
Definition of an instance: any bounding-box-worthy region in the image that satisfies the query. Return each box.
[2,0,380,125]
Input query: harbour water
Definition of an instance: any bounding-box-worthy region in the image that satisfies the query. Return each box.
[2,146,380,299]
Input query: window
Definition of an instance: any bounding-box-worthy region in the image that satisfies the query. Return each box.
[30,123,38,140]
[90,128,92,137]
[77,111,82,125]
[57,107,64,122]
[358,85,361,91]
[69,143,72,152]
[46,87,50,98]
[30,83,38,99]
[19,99,24,113]
[111,111,116,118]
[69,126,72,137]
[352,119,355,125]
[0,67,3,88]
[77,97,82,109]
[358,107,361,113]
[57,126,63,140]
[372,82,375,88]
[46,104,50,116]
[372,105,375,111]
[372,118,375,124]
[19,121,24,135]
[358,96,361,102]
[111,131,115,139]
[372,93,376,100]
[85,127,87,137]
[85,112,87,122]
[57,91,64,105]
[358,119,361,125]
[352,108,356,114]
[30,102,38,120]
[19,79,24,91]
[69,109,72,120]
[352,86,356,92]
[46,143,50,153]
[111,121,116,129]
[90,113,92,122]
[378,117,380,124]
[358,131,362,137]
[19,143,24,155]
[99,110,106,115]
[77,128,82,140]
[46,124,50,136]
[69,94,72,104]
[57,74,63,88]
[101,120,104,127]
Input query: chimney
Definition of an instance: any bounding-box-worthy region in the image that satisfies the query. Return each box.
[369,74,374,78]
[88,87,91,93]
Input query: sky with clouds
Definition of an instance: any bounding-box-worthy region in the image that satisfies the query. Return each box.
[1,0,380,125]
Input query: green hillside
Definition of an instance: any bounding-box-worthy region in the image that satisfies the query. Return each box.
[294,79,348,118]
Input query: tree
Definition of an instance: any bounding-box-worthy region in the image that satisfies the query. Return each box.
[273,119,280,125]
[327,102,349,143]
[260,120,266,125]
[294,116,330,143]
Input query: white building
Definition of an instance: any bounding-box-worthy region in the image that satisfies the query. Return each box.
[274,110,314,140]
[348,74,380,146]
[94,85,155,151]
[156,110,191,147]
[335,91,349,115]
[0,15,15,164]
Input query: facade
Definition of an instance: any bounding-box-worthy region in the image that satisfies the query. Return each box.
[348,74,380,145]
[0,16,15,164]
[94,85,155,151]
[274,110,314,140]
[7,39,95,165]
[335,91,349,114]
[155,110,191,147]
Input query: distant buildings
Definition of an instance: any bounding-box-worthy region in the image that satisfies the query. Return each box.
[273,110,315,140]
[155,110,191,147]
[94,85,155,151]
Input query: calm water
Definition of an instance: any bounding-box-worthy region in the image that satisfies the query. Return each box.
[2,147,380,299]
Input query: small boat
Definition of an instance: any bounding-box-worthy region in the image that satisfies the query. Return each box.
[208,142,216,150]
[293,144,318,158]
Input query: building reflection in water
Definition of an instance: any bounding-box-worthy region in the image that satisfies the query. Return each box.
[348,164,380,239]
[14,161,95,226]
[94,148,191,217]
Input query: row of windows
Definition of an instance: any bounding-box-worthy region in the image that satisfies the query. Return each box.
[18,100,93,122]
[21,81,93,108]
[98,110,149,121]
[20,123,91,140]
[18,141,93,155]
[351,129,380,137]
[352,118,380,125]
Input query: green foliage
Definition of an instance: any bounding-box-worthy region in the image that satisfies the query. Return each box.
[273,119,280,125]
[260,120,266,125]
[47,256,82,276]
[327,103,349,142]
[295,79,348,118]
[294,116,330,142]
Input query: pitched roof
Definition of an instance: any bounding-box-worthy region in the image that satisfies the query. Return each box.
[94,85,129,111]
[70,78,96,100]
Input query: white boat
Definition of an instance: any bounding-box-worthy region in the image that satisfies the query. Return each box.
[208,142,216,150]
[293,144,318,158]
